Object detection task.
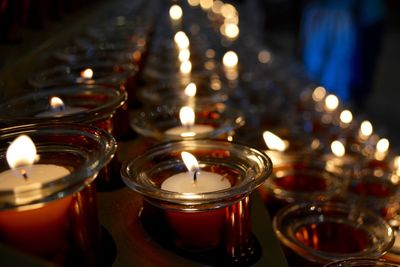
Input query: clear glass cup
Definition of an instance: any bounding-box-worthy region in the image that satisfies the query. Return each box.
[273,202,395,266]
[259,152,345,217]
[129,101,245,141]
[323,258,399,267]
[121,140,272,265]
[0,85,125,189]
[0,123,116,266]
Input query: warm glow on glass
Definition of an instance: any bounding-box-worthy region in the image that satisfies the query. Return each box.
[312,86,326,102]
[181,151,200,173]
[331,140,345,157]
[179,106,195,127]
[199,0,213,10]
[360,120,373,137]
[6,135,37,169]
[325,94,339,111]
[223,51,238,68]
[340,110,353,124]
[174,31,190,49]
[376,138,389,153]
[188,0,200,6]
[212,0,223,13]
[263,131,288,152]
[179,49,190,62]
[224,23,239,39]
[184,83,197,97]
[206,49,215,58]
[80,68,93,79]
[221,4,236,19]
[50,96,65,110]
[394,156,400,175]
[258,50,271,63]
[180,61,192,74]
[169,5,183,20]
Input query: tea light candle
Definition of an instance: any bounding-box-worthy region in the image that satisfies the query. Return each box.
[161,152,230,249]
[35,96,86,117]
[0,135,73,257]
[165,106,214,138]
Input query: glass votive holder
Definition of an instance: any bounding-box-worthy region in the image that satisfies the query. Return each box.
[0,123,116,266]
[273,202,395,266]
[0,85,125,189]
[28,62,137,138]
[345,168,400,221]
[129,102,245,142]
[323,258,399,267]
[259,153,345,217]
[121,140,272,265]
[137,80,230,107]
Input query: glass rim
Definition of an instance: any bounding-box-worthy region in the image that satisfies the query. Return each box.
[121,140,272,207]
[129,102,245,141]
[323,258,400,267]
[0,123,116,209]
[0,84,127,125]
[273,202,395,264]
[29,61,138,89]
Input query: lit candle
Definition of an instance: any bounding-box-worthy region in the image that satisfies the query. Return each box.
[35,96,87,117]
[165,106,214,138]
[263,131,288,152]
[0,135,73,257]
[222,51,238,81]
[161,152,231,249]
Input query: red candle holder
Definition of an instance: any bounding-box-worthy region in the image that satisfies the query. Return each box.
[273,202,395,266]
[121,140,272,265]
[0,85,125,190]
[129,101,245,142]
[259,151,345,217]
[0,123,116,266]
[345,168,400,221]
[28,62,138,137]
[323,258,399,267]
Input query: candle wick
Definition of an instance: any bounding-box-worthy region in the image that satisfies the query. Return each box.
[20,169,29,181]
[193,170,198,183]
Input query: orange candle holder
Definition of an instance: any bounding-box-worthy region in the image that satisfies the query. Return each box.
[0,123,116,266]
[121,140,272,265]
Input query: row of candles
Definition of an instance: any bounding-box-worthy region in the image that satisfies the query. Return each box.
[0,0,399,266]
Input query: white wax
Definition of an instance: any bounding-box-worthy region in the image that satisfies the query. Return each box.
[0,164,70,190]
[161,171,230,193]
[35,106,87,117]
[165,125,214,137]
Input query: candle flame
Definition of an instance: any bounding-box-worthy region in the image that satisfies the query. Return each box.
[188,0,200,7]
[80,68,93,79]
[184,83,197,97]
[312,86,326,102]
[212,0,223,13]
[179,106,195,127]
[325,94,339,111]
[181,152,199,173]
[376,138,389,153]
[221,4,236,19]
[331,140,345,157]
[223,23,239,39]
[199,0,213,10]
[180,61,192,74]
[6,135,37,169]
[174,31,190,49]
[169,5,182,20]
[340,109,353,124]
[178,49,190,62]
[263,131,288,152]
[360,120,373,137]
[223,51,238,68]
[49,96,65,111]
